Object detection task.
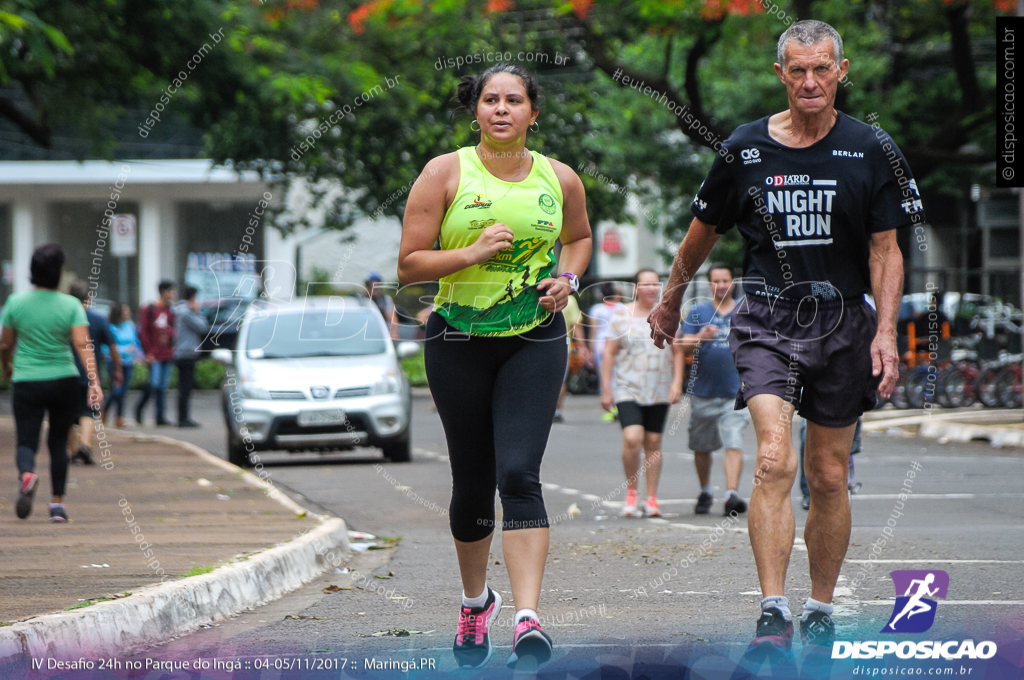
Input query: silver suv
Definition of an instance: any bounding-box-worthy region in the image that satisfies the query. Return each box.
[212,296,419,466]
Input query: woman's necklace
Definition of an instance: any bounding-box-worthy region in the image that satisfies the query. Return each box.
[476,144,527,204]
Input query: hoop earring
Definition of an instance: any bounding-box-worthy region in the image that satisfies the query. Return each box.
[530,121,540,132]
[471,120,481,132]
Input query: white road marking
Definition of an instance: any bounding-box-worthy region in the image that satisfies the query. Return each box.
[669,522,748,534]
[845,559,1024,564]
[854,600,1024,606]
[851,493,1024,500]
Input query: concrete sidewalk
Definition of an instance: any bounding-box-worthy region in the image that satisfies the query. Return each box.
[863,406,1024,446]
[0,416,320,623]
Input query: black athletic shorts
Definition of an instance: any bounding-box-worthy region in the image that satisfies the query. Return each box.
[728,295,880,428]
[616,401,670,434]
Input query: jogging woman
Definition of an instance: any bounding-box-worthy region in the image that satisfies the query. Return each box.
[398,63,592,669]
[601,269,683,518]
[0,244,102,522]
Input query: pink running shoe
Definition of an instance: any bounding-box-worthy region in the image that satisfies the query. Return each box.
[622,488,642,517]
[506,616,553,667]
[452,587,502,668]
[16,472,38,519]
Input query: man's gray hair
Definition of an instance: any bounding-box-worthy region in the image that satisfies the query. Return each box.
[777,20,844,66]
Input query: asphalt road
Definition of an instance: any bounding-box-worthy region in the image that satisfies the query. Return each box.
[124,390,1024,676]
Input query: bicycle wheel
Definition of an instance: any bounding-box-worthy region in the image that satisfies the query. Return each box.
[890,366,910,409]
[994,367,1023,408]
[938,367,968,408]
[976,367,1001,408]
[905,368,932,409]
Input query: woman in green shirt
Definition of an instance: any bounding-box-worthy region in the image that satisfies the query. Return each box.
[399,64,592,669]
[0,244,103,522]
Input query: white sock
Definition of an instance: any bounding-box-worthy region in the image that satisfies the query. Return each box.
[802,597,834,621]
[726,489,739,499]
[701,484,712,496]
[514,608,538,626]
[761,596,792,621]
[462,585,489,609]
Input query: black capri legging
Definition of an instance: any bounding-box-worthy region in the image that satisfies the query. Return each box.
[425,311,567,543]
[13,376,80,496]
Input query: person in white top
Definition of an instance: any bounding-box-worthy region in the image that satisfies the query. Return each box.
[601,269,684,517]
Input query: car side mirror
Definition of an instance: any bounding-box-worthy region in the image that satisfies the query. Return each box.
[396,342,421,359]
[210,348,234,366]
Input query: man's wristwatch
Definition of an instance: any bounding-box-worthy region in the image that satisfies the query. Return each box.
[558,272,580,293]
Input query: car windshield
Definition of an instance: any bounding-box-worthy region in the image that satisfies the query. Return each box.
[245,306,387,358]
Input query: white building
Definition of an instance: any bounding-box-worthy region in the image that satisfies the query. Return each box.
[0,159,299,307]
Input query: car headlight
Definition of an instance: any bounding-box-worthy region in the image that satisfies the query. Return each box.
[371,370,401,395]
[239,382,270,400]
[238,371,270,400]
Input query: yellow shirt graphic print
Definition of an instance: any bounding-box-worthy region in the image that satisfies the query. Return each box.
[433,147,564,337]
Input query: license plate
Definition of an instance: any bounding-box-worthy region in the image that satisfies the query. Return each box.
[297,410,347,427]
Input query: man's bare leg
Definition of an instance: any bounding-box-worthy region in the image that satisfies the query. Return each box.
[746,394,798,598]
[803,420,856,603]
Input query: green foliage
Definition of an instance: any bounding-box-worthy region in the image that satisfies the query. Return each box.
[129,358,225,390]
[400,353,427,387]
[195,358,227,390]
[1,0,999,248]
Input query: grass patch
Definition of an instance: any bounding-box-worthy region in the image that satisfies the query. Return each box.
[177,563,224,578]
[66,597,113,611]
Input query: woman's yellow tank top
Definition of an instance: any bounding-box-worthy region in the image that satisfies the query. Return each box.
[432,146,563,337]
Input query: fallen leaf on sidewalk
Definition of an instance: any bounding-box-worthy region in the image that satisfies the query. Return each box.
[374,575,391,579]
[284,615,323,620]
[358,629,435,637]
[322,585,341,593]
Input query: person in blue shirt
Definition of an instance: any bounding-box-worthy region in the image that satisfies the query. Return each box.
[679,263,750,516]
[68,282,122,464]
[105,303,143,429]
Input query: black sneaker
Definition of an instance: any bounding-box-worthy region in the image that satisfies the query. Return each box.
[748,607,794,657]
[800,610,835,647]
[507,616,553,668]
[49,504,69,523]
[71,445,96,465]
[799,611,836,679]
[16,472,38,519]
[724,493,747,516]
[453,588,502,668]
[695,492,713,515]
[178,420,202,428]
[156,419,173,427]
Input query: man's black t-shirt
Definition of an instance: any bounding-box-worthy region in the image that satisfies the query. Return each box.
[691,111,924,300]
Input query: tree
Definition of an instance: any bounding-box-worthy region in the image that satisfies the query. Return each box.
[2,0,1005,269]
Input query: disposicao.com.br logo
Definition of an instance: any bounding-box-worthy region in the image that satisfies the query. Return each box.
[832,570,998,660]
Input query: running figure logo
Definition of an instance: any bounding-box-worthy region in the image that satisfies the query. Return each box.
[881,570,949,634]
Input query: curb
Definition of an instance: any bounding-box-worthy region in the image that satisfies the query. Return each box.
[0,434,351,663]
[863,409,1024,447]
